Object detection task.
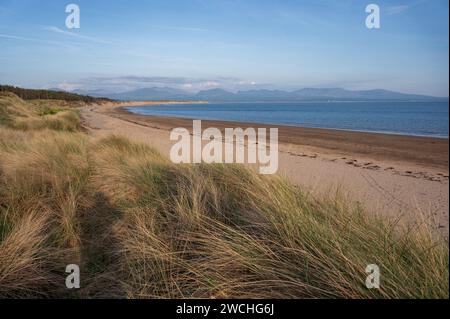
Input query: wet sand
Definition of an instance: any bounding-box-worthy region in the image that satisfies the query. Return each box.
[114,105,449,172]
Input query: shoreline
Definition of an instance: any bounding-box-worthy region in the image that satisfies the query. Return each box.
[118,100,449,139]
[122,106,449,140]
[112,105,449,172]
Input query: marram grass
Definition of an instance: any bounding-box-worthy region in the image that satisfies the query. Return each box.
[0,94,448,298]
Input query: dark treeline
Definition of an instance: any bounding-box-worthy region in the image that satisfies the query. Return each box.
[0,85,112,103]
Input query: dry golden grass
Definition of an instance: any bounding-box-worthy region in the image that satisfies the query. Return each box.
[0,92,83,132]
[10,111,82,132]
[0,94,448,299]
[93,138,448,298]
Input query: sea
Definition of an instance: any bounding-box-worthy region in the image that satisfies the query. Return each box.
[125,101,449,138]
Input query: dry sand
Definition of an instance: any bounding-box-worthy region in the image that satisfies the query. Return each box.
[80,102,449,236]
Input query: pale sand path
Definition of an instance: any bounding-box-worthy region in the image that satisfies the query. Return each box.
[80,104,449,236]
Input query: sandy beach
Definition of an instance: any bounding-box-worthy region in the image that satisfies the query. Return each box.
[80,102,449,235]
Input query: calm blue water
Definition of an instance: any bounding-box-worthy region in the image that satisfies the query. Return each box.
[125,101,449,138]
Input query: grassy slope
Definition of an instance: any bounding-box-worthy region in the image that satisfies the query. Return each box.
[0,85,110,103]
[0,93,448,298]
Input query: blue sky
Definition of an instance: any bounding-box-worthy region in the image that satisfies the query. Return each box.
[0,0,448,96]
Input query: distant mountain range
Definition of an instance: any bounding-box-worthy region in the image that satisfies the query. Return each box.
[73,87,447,102]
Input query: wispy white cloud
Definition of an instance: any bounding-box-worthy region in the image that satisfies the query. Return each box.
[0,33,63,46]
[386,0,430,16]
[386,5,411,15]
[54,81,82,92]
[43,26,111,44]
[0,33,36,41]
